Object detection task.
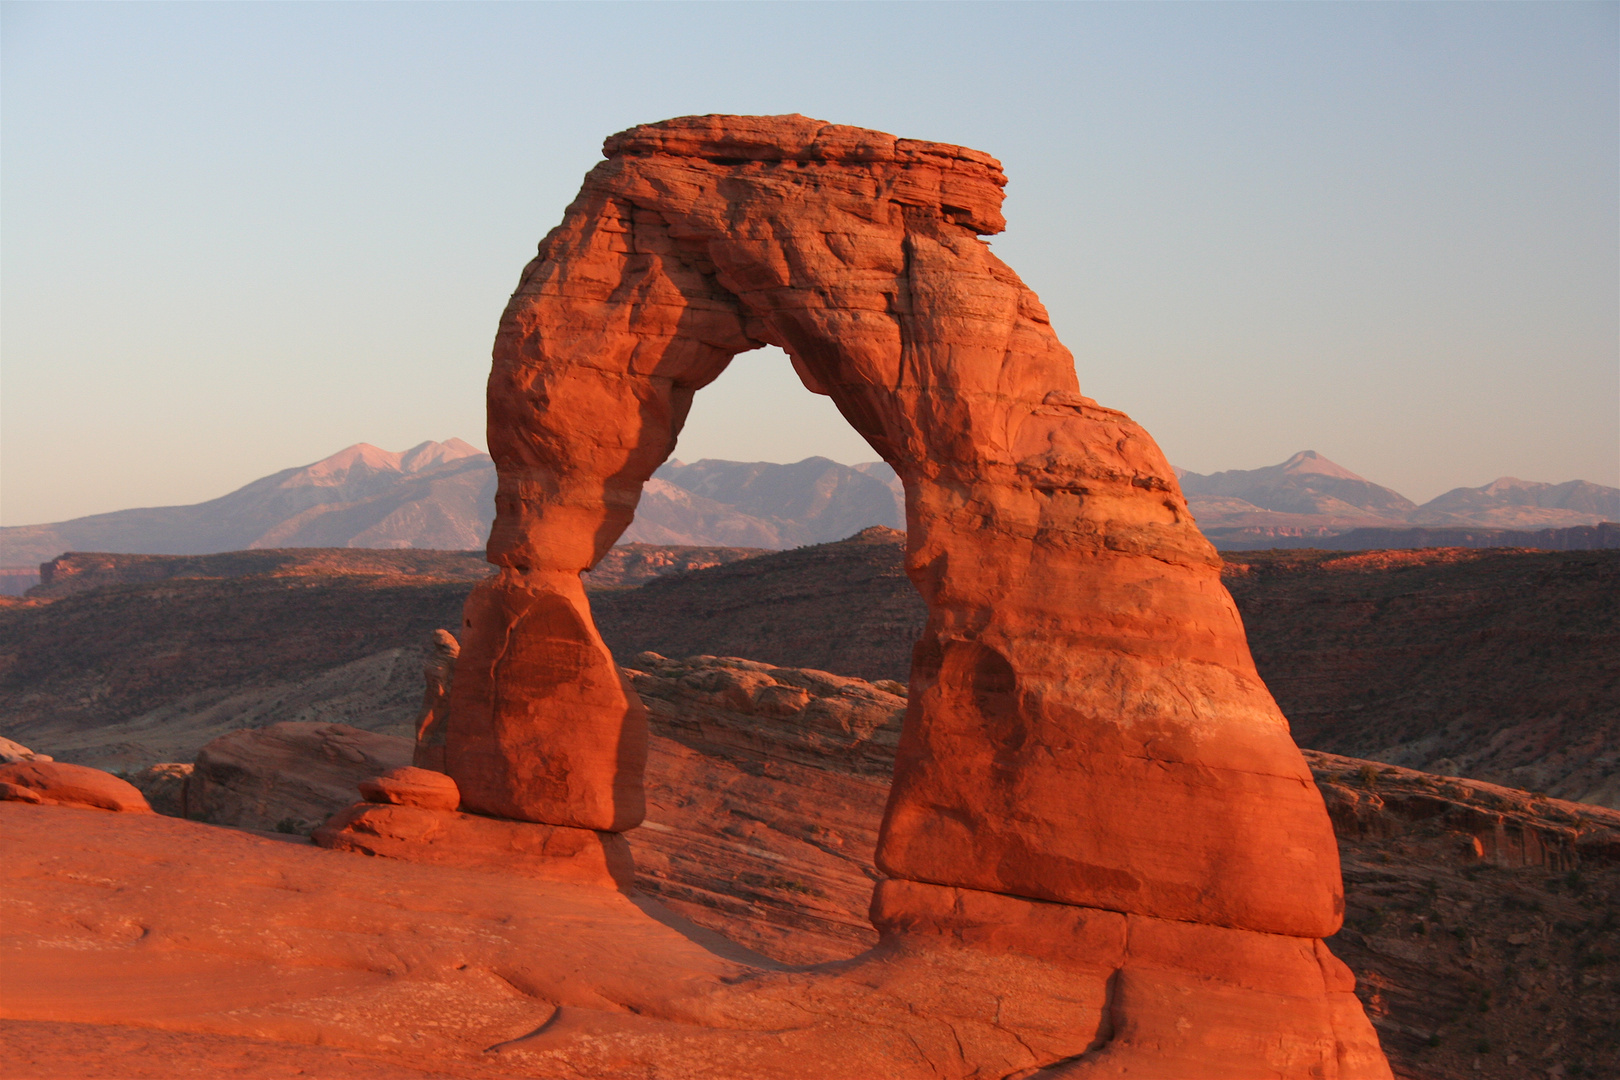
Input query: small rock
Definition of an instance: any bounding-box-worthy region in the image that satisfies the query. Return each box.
[358,766,460,811]
[0,781,44,803]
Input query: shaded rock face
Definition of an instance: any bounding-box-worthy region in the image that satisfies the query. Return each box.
[191,722,412,833]
[128,762,193,818]
[1306,752,1620,1080]
[592,526,925,683]
[410,629,459,772]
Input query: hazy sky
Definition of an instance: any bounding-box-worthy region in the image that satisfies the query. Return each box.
[3,2,1615,526]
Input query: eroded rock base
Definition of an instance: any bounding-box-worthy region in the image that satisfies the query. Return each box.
[873,879,1390,1079]
[314,801,635,892]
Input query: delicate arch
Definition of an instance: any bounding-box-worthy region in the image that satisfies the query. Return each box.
[446,115,1342,938]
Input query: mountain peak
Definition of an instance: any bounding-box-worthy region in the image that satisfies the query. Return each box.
[297,443,400,484]
[1278,451,1367,482]
[399,438,486,473]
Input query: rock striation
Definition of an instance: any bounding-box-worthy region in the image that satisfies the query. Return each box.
[443,114,1386,1076]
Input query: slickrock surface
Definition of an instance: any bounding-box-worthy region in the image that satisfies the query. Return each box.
[316,800,636,892]
[0,803,1235,1080]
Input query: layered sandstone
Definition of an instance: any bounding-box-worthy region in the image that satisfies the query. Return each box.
[441,113,1382,1076]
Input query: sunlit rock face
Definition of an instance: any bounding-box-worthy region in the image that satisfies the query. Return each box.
[446,114,1390,1078]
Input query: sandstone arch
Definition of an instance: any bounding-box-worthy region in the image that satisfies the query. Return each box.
[443,115,1390,1076]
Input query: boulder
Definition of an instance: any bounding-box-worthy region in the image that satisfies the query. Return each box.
[190,721,411,833]
[0,761,151,813]
[0,735,50,764]
[128,762,195,818]
[358,765,460,811]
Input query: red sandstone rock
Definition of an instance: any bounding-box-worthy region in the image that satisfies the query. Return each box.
[441,113,1380,1077]
[450,571,647,830]
[0,761,151,813]
[358,765,461,811]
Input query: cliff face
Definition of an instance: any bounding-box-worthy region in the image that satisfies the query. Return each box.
[590,527,923,683]
[1223,547,1620,807]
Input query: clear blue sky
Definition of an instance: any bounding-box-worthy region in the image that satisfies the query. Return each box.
[3,1,1615,525]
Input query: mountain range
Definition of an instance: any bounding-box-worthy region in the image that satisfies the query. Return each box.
[1179,450,1620,547]
[1,441,1614,574]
